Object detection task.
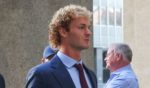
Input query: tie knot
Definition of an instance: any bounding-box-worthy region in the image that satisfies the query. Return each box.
[74,64,83,71]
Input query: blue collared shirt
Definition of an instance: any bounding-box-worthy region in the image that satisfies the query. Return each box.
[105,64,139,88]
[57,51,92,88]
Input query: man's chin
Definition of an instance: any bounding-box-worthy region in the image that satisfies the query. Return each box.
[105,66,110,70]
[82,45,90,49]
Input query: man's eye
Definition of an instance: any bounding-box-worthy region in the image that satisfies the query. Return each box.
[88,26,91,29]
[79,26,85,29]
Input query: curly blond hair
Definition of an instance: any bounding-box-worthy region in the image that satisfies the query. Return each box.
[48,4,92,48]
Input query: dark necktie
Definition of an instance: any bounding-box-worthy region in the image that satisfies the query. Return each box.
[74,64,89,88]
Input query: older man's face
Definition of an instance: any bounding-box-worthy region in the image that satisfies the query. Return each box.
[105,48,119,72]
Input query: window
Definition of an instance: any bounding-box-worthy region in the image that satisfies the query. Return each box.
[93,0,123,87]
[93,0,123,48]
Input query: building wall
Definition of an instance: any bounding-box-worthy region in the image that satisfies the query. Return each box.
[124,0,150,88]
[0,0,94,88]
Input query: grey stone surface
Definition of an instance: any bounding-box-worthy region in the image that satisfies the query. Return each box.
[124,0,150,87]
[0,0,94,88]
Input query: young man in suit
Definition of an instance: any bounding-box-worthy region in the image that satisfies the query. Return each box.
[25,4,97,88]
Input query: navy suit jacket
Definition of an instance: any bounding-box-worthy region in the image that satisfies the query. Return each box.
[0,74,5,88]
[25,55,97,88]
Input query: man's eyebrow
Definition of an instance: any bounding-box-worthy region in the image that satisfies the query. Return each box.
[79,24,86,26]
[79,23,91,26]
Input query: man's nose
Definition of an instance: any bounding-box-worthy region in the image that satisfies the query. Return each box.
[85,28,92,36]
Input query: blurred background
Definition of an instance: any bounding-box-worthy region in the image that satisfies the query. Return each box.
[0,0,149,88]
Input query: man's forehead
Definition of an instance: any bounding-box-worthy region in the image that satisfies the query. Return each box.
[107,48,114,54]
[72,17,91,25]
[74,16,90,21]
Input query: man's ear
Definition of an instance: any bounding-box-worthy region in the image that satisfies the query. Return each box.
[116,53,122,61]
[58,27,67,37]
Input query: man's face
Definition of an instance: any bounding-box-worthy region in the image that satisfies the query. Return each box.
[105,48,118,71]
[65,17,92,51]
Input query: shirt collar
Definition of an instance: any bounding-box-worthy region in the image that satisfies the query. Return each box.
[111,64,132,75]
[57,51,83,68]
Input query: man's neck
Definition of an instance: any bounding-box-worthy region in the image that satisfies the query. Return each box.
[111,62,130,72]
[59,47,82,61]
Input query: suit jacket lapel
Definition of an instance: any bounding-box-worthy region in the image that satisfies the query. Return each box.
[83,64,97,88]
[50,55,76,88]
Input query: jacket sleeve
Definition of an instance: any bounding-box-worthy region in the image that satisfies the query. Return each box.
[25,68,44,88]
[0,74,5,88]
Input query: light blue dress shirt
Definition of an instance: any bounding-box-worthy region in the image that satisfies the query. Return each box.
[105,64,139,88]
[57,51,92,88]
